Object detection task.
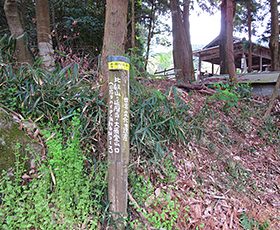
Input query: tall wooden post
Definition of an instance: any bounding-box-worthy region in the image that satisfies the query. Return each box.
[107,55,130,228]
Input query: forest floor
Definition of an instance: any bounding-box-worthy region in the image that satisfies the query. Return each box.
[134,79,280,230]
[1,70,279,229]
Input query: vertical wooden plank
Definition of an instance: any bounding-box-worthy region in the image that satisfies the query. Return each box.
[107,56,130,229]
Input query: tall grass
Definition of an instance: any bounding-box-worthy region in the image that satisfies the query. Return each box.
[130,80,192,159]
[0,63,197,161]
[0,63,107,156]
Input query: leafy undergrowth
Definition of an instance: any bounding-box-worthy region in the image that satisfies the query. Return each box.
[128,79,280,230]
[0,117,107,229]
[0,62,279,229]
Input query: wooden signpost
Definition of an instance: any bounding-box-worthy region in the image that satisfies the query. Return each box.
[107,55,130,227]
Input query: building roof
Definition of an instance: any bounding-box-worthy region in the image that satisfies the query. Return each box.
[202,36,242,49]
[193,35,271,70]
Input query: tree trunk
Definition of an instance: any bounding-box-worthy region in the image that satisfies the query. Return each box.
[50,1,60,50]
[182,0,194,78]
[220,0,228,74]
[247,0,252,72]
[171,0,194,85]
[144,0,155,71]
[36,0,55,71]
[4,0,33,64]
[226,0,236,80]
[100,0,128,96]
[219,0,236,80]
[131,0,135,49]
[269,0,280,71]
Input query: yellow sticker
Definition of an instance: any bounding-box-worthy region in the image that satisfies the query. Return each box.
[108,61,130,71]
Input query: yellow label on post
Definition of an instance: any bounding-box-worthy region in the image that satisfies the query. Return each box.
[108,61,130,71]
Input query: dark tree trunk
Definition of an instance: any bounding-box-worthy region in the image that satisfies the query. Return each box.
[4,0,33,64]
[100,0,128,96]
[182,0,194,77]
[171,0,194,85]
[144,0,155,71]
[226,0,236,80]
[219,0,236,80]
[131,0,135,49]
[247,0,252,72]
[220,0,228,74]
[50,1,60,49]
[269,0,280,71]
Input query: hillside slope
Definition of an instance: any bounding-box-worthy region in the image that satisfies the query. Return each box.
[130,79,279,229]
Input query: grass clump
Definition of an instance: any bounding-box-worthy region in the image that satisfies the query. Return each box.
[0,63,93,121]
[0,63,107,157]
[130,81,191,159]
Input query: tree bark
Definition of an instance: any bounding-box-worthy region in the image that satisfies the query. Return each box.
[144,0,155,71]
[131,0,135,49]
[100,0,128,96]
[4,0,33,64]
[50,1,60,50]
[182,0,194,77]
[220,0,228,74]
[220,0,236,80]
[226,0,236,80]
[269,0,280,71]
[247,0,252,72]
[171,0,194,85]
[35,0,55,71]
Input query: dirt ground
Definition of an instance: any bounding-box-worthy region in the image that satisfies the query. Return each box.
[139,79,280,229]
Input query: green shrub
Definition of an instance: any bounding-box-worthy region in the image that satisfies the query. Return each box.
[210,83,239,111]
[129,172,179,230]
[144,193,179,230]
[240,212,269,230]
[129,173,154,207]
[0,117,107,229]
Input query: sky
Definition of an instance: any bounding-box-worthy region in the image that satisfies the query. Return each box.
[189,12,221,46]
[148,12,222,72]
[148,1,274,73]
[152,11,222,54]
[152,0,274,54]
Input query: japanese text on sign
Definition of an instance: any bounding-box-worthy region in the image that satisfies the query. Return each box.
[108,61,130,71]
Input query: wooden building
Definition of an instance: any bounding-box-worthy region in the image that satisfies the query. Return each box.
[193,36,271,75]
